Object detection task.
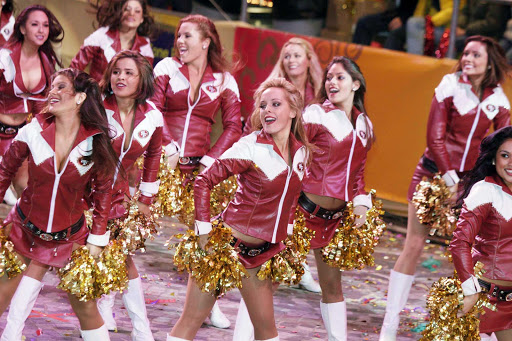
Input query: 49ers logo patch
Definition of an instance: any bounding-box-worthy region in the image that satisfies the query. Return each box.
[297,162,304,172]
[486,104,496,112]
[359,130,367,139]
[139,130,149,138]
[206,85,217,93]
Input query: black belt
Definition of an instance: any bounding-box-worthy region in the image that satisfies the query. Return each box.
[0,121,26,135]
[230,237,270,257]
[478,279,512,302]
[17,205,84,241]
[298,192,345,220]
[179,156,202,166]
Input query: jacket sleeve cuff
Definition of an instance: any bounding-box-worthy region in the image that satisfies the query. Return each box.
[87,231,110,247]
[461,276,481,296]
[287,223,293,235]
[165,141,180,156]
[200,155,215,168]
[138,194,153,205]
[139,180,160,196]
[353,193,372,209]
[442,170,460,187]
[194,220,212,235]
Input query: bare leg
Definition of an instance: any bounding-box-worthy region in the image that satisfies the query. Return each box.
[495,329,512,341]
[68,294,105,330]
[314,249,343,303]
[0,256,33,314]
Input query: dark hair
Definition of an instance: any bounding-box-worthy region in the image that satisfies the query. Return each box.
[48,68,119,178]
[100,50,154,103]
[2,0,14,14]
[458,126,512,205]
[455,35,510,90]
[316,56,374,149]
[175,15,233,74]
[90,0,155,38]
[9,5,64,68]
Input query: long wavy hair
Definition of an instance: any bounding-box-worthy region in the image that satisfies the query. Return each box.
[2,0,13,14]
[90,0,155,38]
[8,5,64,68]
[458,126,512,206]
[455,35,510,91]
[47,68,119,178]
[100,50,154,103]
[266,37,323,97]
[250,77,313,164]
[316,56,374,149]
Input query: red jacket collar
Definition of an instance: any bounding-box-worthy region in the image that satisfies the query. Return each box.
[8,42,52,93]
[103,95,147,128]
[172,56,216,84]
[256,129,304,160]
[458,72,495,101]
[487,174,512,197]
[106,27,149,53]
[322,100,363,122]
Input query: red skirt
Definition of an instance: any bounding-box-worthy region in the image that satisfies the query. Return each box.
[5,206,89,268]
[302,205,342,250]
[236,240,285,269]
[480,286,512,333]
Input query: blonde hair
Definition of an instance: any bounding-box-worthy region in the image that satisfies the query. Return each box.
[266,37,323,97]
[250,78,313,163]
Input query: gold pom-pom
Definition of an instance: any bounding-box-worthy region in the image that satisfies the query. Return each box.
[420,262,496,341]
[169,221,248,298]
[412,174,460,237]
[210,175,238,217]
[57,246,99,301]
[95,240,129,295]
[0,229,26,279]
[167,229,207,273]
[321,190,386,270]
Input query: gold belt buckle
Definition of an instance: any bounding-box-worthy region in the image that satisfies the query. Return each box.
[247,249,261,257]
[179,157,190,165]
[506,292,512,302]
[39,233,53,241]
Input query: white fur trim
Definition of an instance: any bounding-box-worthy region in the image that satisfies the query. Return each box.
[87,230,111,246]
[464,180,512,221]
[139,180,160,196]
[0,47,15,83]
[194,221,212,235]
[461,276,481,296]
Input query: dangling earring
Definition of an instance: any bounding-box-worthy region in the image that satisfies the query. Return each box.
[492,159,496,165]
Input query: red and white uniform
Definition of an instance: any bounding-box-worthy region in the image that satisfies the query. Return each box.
[70,26,154,82]
[152,56,242,169]
[0,42,54,154]
[104,95,163,219]
[0,115,113,267]
[302,101,373,248]
[194,130,306,244]
[0,11,14,47]
[408,72,510,199]
[450,175,512,333]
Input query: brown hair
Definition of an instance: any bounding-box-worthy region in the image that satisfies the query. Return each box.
[455,35,510,90]
[250,77,313,163]
[90,0,155,38]
[316,56,375,149]
[48,68,119,178]
[100,50,154,103]
[9,5,63,68]
[266,37,323,96]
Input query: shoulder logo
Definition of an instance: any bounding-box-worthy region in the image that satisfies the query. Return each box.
[359,130,366,139]
[139,130,149,138]
[486,104,496,112]
[297,162,304,172]
[3,28,9,35]
[79,156,91,166]
[206,85,217,93]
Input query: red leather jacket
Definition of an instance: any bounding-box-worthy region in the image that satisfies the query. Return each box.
[0,115,113,246]
[424,73,510,183]
[0,11,14,47]
[450,175,512,287]
[194,131,306,243]
[302,101,373,208]
[0,42,54,115]
[70,27,154,82]
[152,57,242,167]
[105,96,163,219]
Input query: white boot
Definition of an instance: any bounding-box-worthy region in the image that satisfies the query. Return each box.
[1,276,43,341]
[233,298,254,340]
[97,291,118,331]
[166,336,190,341]
[209,301,231,329]
[122,277,154,341]
[255,337,279,341]
[379,270,415,341]
[298,261,321,293]
[80,324,110,340]
[320,301,347,341]
[480,333,497,341]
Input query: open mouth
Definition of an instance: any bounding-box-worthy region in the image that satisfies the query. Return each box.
[329,88,339,94]
[264,116,276,124]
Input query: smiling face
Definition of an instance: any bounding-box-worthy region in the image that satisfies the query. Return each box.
[20,10,49,47]
[48,75,81,116]
[110,57,140,100]
[176,22,208,65]
[461,41,489,79]
[282,43,309,79]
[495,138,512,190]
[259,87,295,138]
[120,0,144,31]
[324,62,359,110]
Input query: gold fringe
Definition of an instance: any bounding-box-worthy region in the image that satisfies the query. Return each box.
[95,239,129,295]
[420,262,496,341]
[57,246,99,301]
[0,229,26,279]
[412,174,460,237]
[321,190,386,270]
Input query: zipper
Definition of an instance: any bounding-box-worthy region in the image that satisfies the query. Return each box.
[179,87,201,157]
[272,165,292,243]
[47,155,70,233]
[460,104,481,172]
[345,129,357,200]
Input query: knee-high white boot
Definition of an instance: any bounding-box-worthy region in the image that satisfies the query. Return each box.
[166,336,190,341]
[97,291,118,331]
[379,270,415,341]
[122,277,154,341]
[80,324,110,340]
[233,298,255,341]
[209,301,231,329]
[1,276,44,341]
[320,301,347,341]
[255,337,279,341]
[298,262,321,293]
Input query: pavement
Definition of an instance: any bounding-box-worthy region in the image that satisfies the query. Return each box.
[0,204,455,341]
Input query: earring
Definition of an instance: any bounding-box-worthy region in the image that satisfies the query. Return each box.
[76,100,81,105]
[492,159,496,165]
[202,45,207,50]
[352,88,356,91]
[488,65,491,70]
